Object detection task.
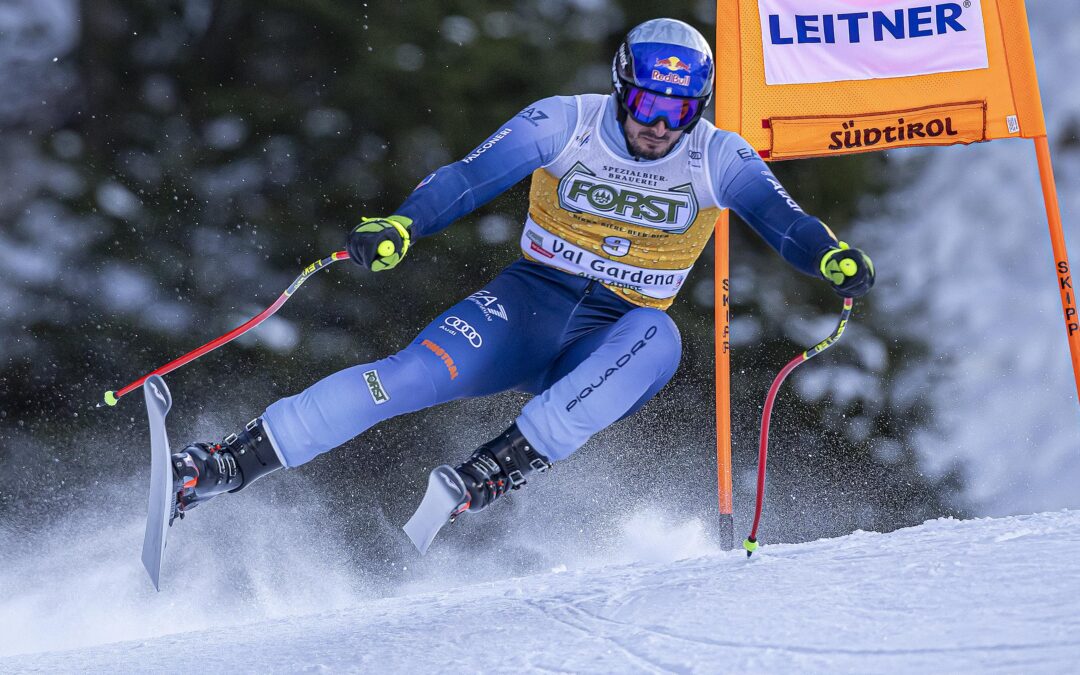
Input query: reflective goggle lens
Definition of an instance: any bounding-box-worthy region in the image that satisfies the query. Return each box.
[622,86,703,130]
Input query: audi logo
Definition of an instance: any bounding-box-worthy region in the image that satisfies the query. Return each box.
[443,316,483,347]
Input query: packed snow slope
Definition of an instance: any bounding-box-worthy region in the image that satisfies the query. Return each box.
[4,510,1079,673]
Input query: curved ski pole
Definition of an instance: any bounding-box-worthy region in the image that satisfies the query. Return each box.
[744,297,854,558]
[102,251,351,407]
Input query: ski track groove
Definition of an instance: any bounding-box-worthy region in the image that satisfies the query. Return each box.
[3,511,1080,672]
[523,598,676,675]
[572,599,1079,658]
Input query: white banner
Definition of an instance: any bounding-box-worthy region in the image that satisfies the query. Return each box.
[520,219,692,300]
[759,0,989,85]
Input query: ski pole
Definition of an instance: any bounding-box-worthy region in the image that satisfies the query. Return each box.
[101,250,351,407]
[744,297,854,557]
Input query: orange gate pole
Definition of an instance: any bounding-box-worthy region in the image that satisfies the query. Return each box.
[715,210,734,548]
[1033,135,1080,405]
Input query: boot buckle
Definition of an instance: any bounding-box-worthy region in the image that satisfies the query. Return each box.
[507,469,526,488]
[529,458,549,473]
[475,454,500,476]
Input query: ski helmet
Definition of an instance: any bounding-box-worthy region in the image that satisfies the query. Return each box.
[612,18,714,131]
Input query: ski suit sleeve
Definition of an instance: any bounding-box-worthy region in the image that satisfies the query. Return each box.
[395,96,578,239]
[711,132,838,278]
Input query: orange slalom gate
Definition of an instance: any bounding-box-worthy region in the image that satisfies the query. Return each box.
[712,0,1077,545]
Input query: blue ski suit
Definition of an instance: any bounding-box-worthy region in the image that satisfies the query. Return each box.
[262,94,838,467]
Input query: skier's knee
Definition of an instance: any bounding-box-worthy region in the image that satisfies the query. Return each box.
[623,308,682,376]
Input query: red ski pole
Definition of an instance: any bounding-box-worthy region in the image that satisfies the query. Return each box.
[744,297,854,557]
[101,251,351,407]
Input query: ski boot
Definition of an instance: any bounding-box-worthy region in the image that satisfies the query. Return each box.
[170,417,283,520]
[451,424,552,514]
[403,423,551,553]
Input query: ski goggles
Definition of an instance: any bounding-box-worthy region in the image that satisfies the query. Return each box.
[621,85,705,131]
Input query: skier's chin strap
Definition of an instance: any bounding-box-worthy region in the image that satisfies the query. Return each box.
[615,103,640,160]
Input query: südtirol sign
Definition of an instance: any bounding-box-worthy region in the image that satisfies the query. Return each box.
[759,0,990,85]
[766,100,987,159]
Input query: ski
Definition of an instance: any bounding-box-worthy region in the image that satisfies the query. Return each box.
[403,465,468,555]
[140,374,174,591]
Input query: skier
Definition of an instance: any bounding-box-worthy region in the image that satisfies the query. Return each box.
[168,19,874,541]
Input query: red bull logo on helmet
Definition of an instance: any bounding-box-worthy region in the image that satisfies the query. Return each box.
[652,55,693,87]
[654,56,692,72]
[648,56,691,87]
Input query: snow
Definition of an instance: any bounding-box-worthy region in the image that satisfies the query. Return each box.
[3,510,1078,672]
[0,1,1077,672]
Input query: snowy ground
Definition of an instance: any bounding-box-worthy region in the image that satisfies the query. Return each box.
[3,510,1078,673]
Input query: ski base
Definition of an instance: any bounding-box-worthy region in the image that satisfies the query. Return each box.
[141,374,174,591]
[403,465,468,555]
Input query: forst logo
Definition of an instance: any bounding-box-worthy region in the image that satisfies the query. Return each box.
[768,3,969,45]
[363,369,389,405]
[557,162,698,233]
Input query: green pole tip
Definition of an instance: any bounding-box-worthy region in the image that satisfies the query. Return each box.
[743,538,759,557]
[104,391,118,407]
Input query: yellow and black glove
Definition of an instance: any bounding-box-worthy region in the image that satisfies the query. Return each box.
[820,242,875,298]
[346,215,412,272]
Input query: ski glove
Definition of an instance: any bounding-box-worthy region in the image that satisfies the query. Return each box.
[819,242,875,298]
[346,215,412,272]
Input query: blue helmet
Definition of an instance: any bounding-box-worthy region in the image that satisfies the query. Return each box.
[612,18,715,102]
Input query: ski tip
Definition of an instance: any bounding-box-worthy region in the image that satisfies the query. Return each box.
[143,375,173,413]
[104,390,118,407]
[402,520,433,556]
[142,554,163,592]
[403,466,468,555]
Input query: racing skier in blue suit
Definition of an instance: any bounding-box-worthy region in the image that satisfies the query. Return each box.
[167,19,874,548]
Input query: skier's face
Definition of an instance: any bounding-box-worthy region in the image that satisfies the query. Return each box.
[623,116,684,160]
